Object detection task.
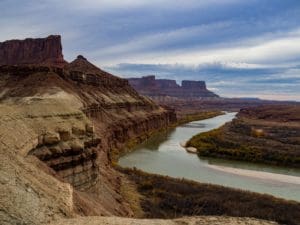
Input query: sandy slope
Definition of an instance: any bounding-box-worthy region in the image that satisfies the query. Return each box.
[207,164,300,185]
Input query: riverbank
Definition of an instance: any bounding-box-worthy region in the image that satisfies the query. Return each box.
[117,167,300,225]
[186,105,300,167]
[207,164,300,185]
[175,111,224,126]
[111,110,224,162]
[118,113,300,201]
[117,112,300,225]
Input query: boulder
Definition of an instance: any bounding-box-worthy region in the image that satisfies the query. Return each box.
[49,145,63,155]
[44,132,60,145]
[32,146,52,160]
[186,147,198,154]
[70,140,84,153]
[59,142,71,153]
[85,124,94,134]
[72,126,85,136]
[59,129,71,141]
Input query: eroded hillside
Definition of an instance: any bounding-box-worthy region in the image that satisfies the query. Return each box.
[0,38,176,224]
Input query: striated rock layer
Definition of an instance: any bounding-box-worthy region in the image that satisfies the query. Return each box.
[0,35,66,67]
[0,46,176,224]
[128,75,219,99]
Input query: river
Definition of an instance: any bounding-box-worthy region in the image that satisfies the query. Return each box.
[118,112,300,201]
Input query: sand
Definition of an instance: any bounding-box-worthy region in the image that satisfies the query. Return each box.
[207,164,300,185]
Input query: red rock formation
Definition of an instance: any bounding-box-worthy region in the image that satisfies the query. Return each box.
[0,57,177,193]
[0,35,66,67]
[0,36,177,220]
[66,55,131,88]
[182,80,206,89]
[128,75,219,99]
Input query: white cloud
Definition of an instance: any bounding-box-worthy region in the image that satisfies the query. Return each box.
[94,27,300,67]
[89,21,233,58]
[56,0,241,11]
[225,93,300,101]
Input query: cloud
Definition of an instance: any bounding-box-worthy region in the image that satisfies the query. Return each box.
[94,28,300,66]
[52,0,242,12]
[1,0,300,100]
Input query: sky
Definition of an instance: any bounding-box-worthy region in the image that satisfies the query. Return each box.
[1,0,300,101]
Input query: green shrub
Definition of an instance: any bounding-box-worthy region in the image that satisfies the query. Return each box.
[118,168,300,225]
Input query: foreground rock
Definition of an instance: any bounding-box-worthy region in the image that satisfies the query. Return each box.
[50,216,279,225]
[0,35,176,224]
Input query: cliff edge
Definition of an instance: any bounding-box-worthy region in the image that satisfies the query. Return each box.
[128,75,219,99]
[0,35,66,67]
[0,35,176,224]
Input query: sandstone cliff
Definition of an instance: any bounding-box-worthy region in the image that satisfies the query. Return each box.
[0,65,176,223]
[128,75,219,99]
[0,35,176,224]
[0,35,66,67]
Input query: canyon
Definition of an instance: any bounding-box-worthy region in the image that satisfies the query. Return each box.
[0,35,176,224]
[127,76,297,116]
[1,35,299,225]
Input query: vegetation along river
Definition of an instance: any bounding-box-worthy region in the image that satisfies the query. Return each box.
[119,112,300,201]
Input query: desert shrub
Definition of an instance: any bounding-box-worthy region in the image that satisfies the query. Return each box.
[187,125,300,167]
[118,167,300,225]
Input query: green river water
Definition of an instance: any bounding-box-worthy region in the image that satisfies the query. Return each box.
[119,112,300,201]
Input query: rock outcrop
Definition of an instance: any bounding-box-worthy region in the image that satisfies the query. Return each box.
[29,126,101,191]
[0,38,177,224]
[0,35,66,67]
[50,216,280,225]
[128,75,219,99]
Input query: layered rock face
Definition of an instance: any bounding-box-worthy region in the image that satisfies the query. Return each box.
[0,35,66,67]
[0,36,177,224]
[128,75,219,99]
[29,126,101,191]
[182,80,206,89]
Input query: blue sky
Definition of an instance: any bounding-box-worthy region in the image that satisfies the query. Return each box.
[1,0,300,100]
